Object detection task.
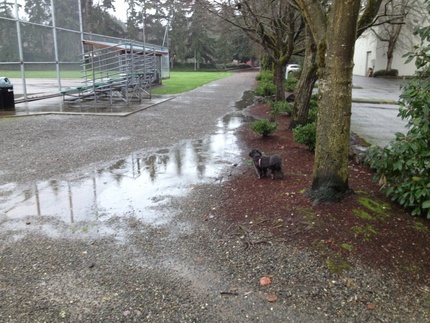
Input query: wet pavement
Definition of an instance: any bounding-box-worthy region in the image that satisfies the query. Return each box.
[0,88,255,240]
[0,74,408,229]
[351,75,407,147]
[2,78,173,117]
[5,95,173,117]
[1,72,425,322]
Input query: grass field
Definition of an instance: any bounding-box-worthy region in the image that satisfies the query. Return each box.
[152,71,232,95]
[0,70,233,95]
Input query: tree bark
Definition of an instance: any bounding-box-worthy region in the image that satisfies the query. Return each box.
[386,24,402,71]
[309,0,361,202]
[274,61,286,101]
[289,26,317,129]
[386,42,395,71]
[204,0,303,102]
[294,0,383,203]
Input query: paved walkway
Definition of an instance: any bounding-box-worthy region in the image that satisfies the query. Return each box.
[5,72,408,147]
[351,75,408,147]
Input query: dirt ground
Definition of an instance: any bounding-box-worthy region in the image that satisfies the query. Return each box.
[221,100,430,286]
[2,72,430,322]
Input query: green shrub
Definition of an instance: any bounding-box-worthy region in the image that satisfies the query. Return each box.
[256,70,273,82]
[224,64,252,70]
[293,122,317,150]
[260,55,273,71]
[291,94,318,149]
[365,21,430,218]
[269,100,293,119]
[308,94,319,123]
[373,69,399,77]
[254,80,276,97]
[285,76,299,92]
[251,119,278,137]
[290,70,302,78]
[365,78,430,217]
[172,62,217,70]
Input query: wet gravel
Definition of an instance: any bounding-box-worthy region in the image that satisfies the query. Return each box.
[1,71,429,322]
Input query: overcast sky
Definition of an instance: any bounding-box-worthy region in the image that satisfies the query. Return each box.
[108,0,128,22]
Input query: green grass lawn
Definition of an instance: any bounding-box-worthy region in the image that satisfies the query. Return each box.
[152,71,232,95]
[0,70,233,95]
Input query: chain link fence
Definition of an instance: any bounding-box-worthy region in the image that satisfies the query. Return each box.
[0,0,169,101]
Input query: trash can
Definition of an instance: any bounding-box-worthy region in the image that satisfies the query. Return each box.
[0,77,15,111]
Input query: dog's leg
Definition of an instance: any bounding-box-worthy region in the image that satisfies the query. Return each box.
[254,165,262,179]
[279,167,285,179]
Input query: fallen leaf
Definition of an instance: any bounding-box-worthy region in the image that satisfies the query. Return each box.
[260,276,271,286]
[367,303,376,310]
[266,294,278,302]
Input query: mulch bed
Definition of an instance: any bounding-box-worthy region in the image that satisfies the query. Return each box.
[217,100,430,285]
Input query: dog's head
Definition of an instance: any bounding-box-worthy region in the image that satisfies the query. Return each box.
[249,149,262,159]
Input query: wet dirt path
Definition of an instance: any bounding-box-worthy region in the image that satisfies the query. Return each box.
[2,71,311,322]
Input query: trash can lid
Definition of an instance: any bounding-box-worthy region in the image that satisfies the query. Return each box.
[0,77,12,87]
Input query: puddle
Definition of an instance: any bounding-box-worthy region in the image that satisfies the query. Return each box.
[2,94,172,117]
[0,92,255,240]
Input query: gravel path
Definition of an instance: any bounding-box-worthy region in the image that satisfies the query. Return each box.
[1,71,429,322]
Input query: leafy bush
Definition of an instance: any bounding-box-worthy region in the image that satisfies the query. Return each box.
[260,55,273,71]
[373,69,399,77]
[293,122,317,150]
[256,70,273,82]
[365,21,430,218]
[269,100,293,119]
[224,64,252,70]
[308,94,319,123]
[291,93,318,149]
[251,119,278,137]
[254,81,276,97]
[285,76,299,91]
[172,62,217,70]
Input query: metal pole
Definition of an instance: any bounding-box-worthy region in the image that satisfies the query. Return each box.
[50,0,61,91]
[142,11,145,44]
[78,0,87,85]
[194,48,197,71]
[162,22,169,47]
[14,0,27,100]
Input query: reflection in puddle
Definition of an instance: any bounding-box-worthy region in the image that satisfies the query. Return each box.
[0,110,252,240]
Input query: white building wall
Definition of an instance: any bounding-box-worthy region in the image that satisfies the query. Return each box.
[383,44,416,76]
[353,31,377,76]
[374,40,387,73]
[374,38,418,76]
[354,30,419,77]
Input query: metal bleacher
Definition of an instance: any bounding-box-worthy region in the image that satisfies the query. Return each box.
[61,40,158,105]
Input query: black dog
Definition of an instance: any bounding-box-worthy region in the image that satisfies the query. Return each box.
[249,149,283,180]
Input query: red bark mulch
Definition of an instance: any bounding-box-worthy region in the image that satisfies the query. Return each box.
[218,100,430,285]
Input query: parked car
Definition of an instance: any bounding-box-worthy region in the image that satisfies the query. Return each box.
[286,64,301,78]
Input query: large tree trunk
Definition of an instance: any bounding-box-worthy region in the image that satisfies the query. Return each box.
[384,1,404,72]
[289,27,318,129]
[274,61,286,101]
[386,43,394,71]
[295,0,382,203]
[309,0,361,203]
